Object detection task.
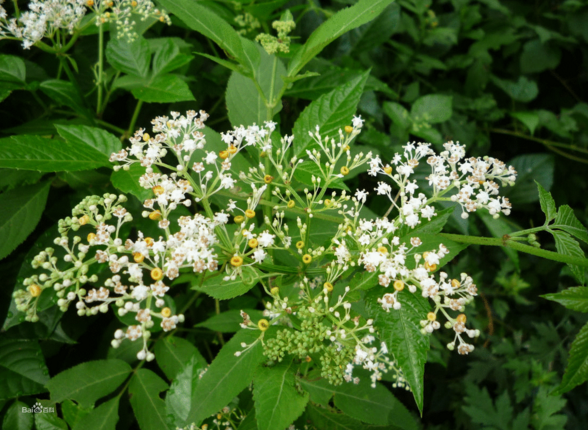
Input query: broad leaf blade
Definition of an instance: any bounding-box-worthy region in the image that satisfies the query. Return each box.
[0,181,51,260]
[193,267,260,300]
[131,74,195,103]
[72,397,119,430]
[46,359,131,408]
[2,400,33,430]
[536,180,557,223]
[552,230,586,284]
[554,322,588,394]
[154,336,207,381]
[253,360,309,430]
[543,287,588,313]
[106,37,151,78]
[55,125,122,159]
[166,355,203,428]
[186,329,264,424]
[552,205,588,245]
[128,369,173,430]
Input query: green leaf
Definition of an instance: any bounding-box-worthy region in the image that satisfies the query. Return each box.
[186,329,264,424]
[490,75,539,103]
[46,359,132,408]
[166,355,202,428]
[411,94,453,124]
[298,371,333,407]
[306,404,389,430]
[533,385,567,429]
[152,39,193,76]
[287,0,394,76]
[383,102,411,129]
[0,337,50,390]
[552,205,588,245]
[55,125,122,160]
[196,309,264,333]
[154,336,207,381]
[332,376,418,428]
[193,267,260,300]
[72,397,119,430]
[34,413,68,430]
[536,181,557,223]
[552,230,585,284]
[365,288,431,413]
[543,287,588,313]
[111,164,160,202]
[520,39,561,74]
[554,322,588,394]
[2,400,33,430]
[106,37,151,78]
[349,3,401,54]
[292,71,369,156]
[511,111,540,135]
[0,181,51,260]
[61,400,92,429]
[506,154,554,205]
[253,360,309,430]
[0,135,114,171]
[462,383,514,430]
[39,80,90,117]
[226,42,286,127]
[131,74,195,103]
[158,0,249,70]
[0,366,47,400]
[129,369,173,430]
[0,55,26,89]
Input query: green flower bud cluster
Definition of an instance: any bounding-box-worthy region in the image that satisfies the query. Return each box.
[255,11,295,55]
[234,12,261,36]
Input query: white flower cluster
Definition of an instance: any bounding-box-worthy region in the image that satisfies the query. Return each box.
[0,0,170,49]
[0,0,86,49]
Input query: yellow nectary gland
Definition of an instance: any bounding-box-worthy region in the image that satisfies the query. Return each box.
[87,233,96,242]
[270,286,279,295]
[152,185,164,196]
[228,145,238,154]
[451,279,461,288]
[133,253,144,263]
[143,133,150,142]
[248,238,258,248]
[161,307,172,318]
[258,319,269,331]
[245,209,256,219]
[424,262,437,272]
[344,125,353,133]
[264,175,273,184]
[378,246,388,254]
[145,237,154,247]
[287,200,295,208]
[28,284,42,297]
[231,256,243,267]
[78,214,90,226]
[457,313,467,323]
[427,312,436,321]
[393,280,405,291]
[219,150,229,159]
[340,166,350,175]
[296,241,304,249]
[149,210,162,221]
[151,268,163,280]
[234,215,245,224]
[86,0,94,7]
[384,166,393,174]
[324,282,333,292]
[324,199,332,207]
[302,254,312,264]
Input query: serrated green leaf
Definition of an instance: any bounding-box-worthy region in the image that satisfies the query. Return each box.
[292,71,369,156]
[543,287,588,313]
[511,112,540,135]
[349,3,401,54]
[34,413,68,430]
[553,323,588,393]
[462,383,513,430]
[332,376,418,428]
[46,359,131,408]
[106,37,151,78]
[55,125,122,160]
[306,403,388,430]
[536,181,557,223]
[61,400,92,429]
[152,39,193,76]
[196,309,264,333]
[533,385,567,429]
[383,102,411,129]
[253,360,309,430]
[288,0,394,77]
[72,397,119,430]
[111,164,160,202]
[552,205,588,245]
[166,355,202,428]
[0,181,51,260]
[186,329,264,424]
[298,371,334,407]
[0,135,113,171]
[154,336,207,381]
[0,339,49,388]
[0,55,26,89]
[552,230,586,284]
[411,94,452,124]
[2,400,33,430]
[130,74,195,103]
[128,369,173,430]
[490,75,538,103]
[520,39,561,74]
[39,80,90,117]
[226,42,285,127]
[0,366,46,400]
[158,0,249,70]
[365,288,430,413]
[193,267,260,300]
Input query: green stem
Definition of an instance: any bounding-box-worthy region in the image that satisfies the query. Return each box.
[489,128,588,158]
[96,119,126,135]
[126,99,144,138]
[440,233,588,267]
[97,23,105,116]
[99,71,121,117]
